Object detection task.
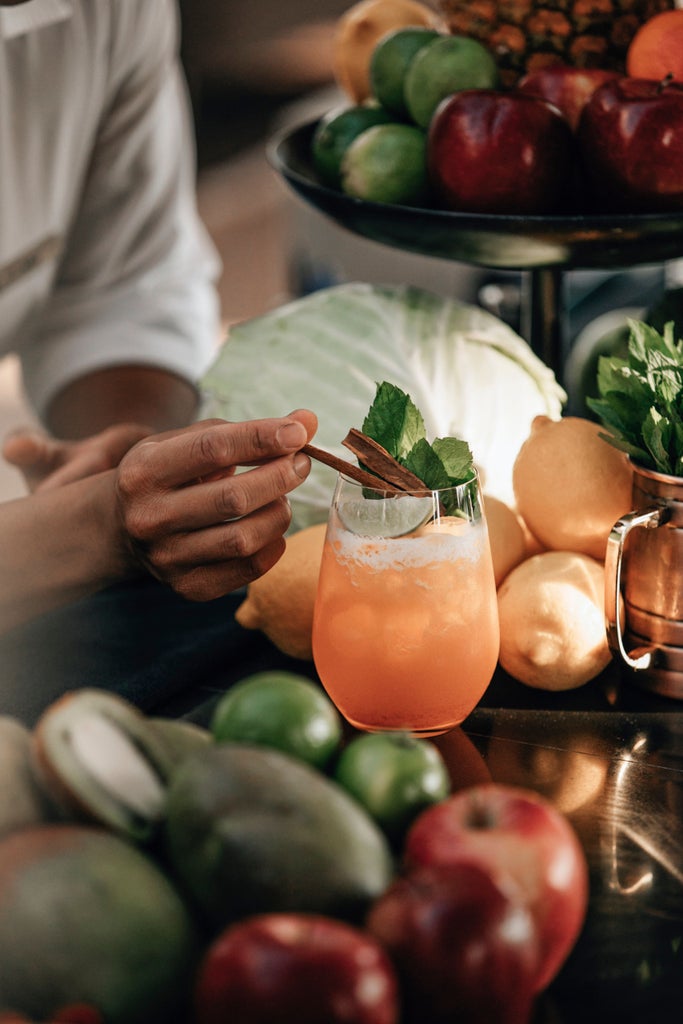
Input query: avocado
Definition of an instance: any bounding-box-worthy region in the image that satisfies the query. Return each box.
[163,744,395,932]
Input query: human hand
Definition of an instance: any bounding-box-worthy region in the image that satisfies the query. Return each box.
[114,410,317,599]
[2,423,152,493]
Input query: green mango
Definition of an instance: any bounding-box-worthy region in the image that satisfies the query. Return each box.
[0,825,198,1024]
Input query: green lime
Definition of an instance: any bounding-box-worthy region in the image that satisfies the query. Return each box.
[334,732,450,842]
[210,670,343,770]
[369,27,441,117]
[404,34,499,128]
[341,122,428,205]
[311,104,396,188]
[337,493,434,536]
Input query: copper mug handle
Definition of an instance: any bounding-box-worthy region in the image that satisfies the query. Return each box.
[605,507,665,671]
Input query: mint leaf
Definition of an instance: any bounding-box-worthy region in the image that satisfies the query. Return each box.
[587,319,683,475]
[642,407,672,474]
[403,438,451,490]
[362,381,426,461]
[361,382,475,495]
[432,436,474,484]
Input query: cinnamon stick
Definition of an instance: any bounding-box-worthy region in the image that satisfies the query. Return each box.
[302,443,402,493]
[342,428,427,492]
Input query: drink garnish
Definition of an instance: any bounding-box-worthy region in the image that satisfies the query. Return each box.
[337,493,436,537]
[304,382,475,496]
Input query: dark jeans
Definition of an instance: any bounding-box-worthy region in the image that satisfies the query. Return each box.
[0,579,315,728]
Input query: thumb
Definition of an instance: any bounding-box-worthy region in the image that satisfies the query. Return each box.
[2,429,61,471]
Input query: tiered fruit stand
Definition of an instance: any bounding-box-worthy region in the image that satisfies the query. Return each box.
[270,118,683,1022]
[270,118,683,382]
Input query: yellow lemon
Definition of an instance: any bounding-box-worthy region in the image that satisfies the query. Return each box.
[235,523,326,660]
[512,415,633,562]
[483,493,527,587]
[497,550,614,691]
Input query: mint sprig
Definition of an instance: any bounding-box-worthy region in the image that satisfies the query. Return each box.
[587,319,683,476]
[361,382,475,493]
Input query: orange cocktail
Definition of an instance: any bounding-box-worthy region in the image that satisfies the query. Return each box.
[312,474,500,737]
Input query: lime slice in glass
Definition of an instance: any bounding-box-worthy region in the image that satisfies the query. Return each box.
[337,494,434,537]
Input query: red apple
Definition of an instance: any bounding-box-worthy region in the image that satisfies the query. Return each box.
[578,76,683,211]
[517,66,621,132]
[366,862,539,1024]
[427,89,577,215]
[194,913,400,1024]
[403,783,589,992]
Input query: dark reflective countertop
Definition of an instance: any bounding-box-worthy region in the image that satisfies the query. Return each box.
[189,654,683,1021]
[438,664,683,1022]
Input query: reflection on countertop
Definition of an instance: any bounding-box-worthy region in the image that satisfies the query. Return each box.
[443,692,683,1021]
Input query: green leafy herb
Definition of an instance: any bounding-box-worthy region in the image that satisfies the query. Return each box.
[587,320,683,476]
[362,381,426,462]
[362,382,475,492]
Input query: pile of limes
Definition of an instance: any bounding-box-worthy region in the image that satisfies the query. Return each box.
[312,0,498,206]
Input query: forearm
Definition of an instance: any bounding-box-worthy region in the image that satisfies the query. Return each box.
[0,471,138,635]
[45,366,200,439]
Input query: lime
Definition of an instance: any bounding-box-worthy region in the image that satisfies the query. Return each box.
[334,731,450,841]
[210,671,343,770]
[404,34,499,128]
[341,123,428,205]
[337,493,434,536]
[311,104,396,189]
[369,27,441,117]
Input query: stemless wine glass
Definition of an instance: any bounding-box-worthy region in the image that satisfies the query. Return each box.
[312,472,500,737]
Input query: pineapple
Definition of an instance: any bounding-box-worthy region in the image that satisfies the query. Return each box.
[434,0,675,86]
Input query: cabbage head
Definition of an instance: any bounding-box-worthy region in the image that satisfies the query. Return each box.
[201,283,566,530]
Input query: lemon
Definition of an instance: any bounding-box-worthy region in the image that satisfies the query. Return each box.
[338,493,434,536]
[512,415,634,562]
[370,27,441,116]
[234,523,326,660]
[404,34,499,128]
[483,493,527,587]
[312,104,397,189]
[341,122,428,204]
[497,550,614,691]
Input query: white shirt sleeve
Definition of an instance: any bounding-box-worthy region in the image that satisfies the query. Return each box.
[18,0,221,419]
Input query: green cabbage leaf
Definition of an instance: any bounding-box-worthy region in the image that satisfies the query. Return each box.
[201,283,566,529]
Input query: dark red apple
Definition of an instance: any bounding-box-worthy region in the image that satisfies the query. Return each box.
[403,783,589,992]
[578,76,683,211]
[366,862,539,1024]
[427,89,577,215]
[517,66,621,131]
[194,913,400,1024]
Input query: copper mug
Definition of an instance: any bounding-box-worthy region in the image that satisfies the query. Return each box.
[605,463,683,699]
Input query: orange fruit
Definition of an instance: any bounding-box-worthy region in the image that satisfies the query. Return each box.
[626,9,683,81]
[512,415,634,562]
[333,0,443,103]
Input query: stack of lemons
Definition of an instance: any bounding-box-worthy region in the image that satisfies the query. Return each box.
[235,416,633,696]
[499,415,633,692]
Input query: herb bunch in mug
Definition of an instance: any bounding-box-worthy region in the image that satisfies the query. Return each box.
[588,320,683,477]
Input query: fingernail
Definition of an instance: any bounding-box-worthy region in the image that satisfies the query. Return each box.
[276,422,306,449]
[293,452,310,478]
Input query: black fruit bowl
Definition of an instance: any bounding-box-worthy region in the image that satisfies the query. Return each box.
[269,119,683,272]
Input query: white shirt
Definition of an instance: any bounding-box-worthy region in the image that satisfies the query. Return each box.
[0,0,220,420]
